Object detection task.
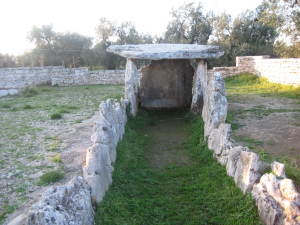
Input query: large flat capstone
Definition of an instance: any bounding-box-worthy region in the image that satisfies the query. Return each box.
[107,44,224,60]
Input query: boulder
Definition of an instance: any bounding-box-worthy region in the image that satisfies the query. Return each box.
[252,173,300,225]
[271,161,286,178]
[226,146,245,177]
[234,151,264,193]
[27,176,94,225]
[207,123,232,165]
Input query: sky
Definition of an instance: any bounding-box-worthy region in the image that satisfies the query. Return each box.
[0,0,262,55]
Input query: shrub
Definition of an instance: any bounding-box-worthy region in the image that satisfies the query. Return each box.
[37,170,64,186]
[22,87,38,97]
[50,113,62,120]
[23,104,33,109]
[51,154,62,163]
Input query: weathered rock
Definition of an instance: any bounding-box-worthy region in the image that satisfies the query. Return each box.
[125,59,139,116]
[234,151,264,193]
[271,161,286,178]
[252,178,284,225]
[201,72,228,137]
[26,176,94,225]
[191,60,206,113]
[83,143,113,203]
[252,172,300,225]
[207,123,232,165]
[107,44,224,60]
[139,59,194,109]
[226,146,246,177]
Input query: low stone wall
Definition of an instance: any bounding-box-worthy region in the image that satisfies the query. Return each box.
[198,69,300,225]
[83,99,127,203]
[210,56,300,86]
[0,66,62,97]
[51,70,124,86]
[0,66,125,97]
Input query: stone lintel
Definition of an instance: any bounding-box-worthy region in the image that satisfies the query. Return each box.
[107,44,224,60]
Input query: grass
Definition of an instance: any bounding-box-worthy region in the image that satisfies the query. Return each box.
[50,154,62,163]
[37,170,64,186]
[50,113,62,120]
[95,111,262,225]
[21,87,39,97]
[225,73,300,99]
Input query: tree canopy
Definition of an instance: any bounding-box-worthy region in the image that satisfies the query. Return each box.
[1,0,300,68]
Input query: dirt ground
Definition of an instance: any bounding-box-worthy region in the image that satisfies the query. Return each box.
[228,94,300,166]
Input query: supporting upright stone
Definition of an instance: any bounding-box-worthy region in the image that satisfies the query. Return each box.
[191,60,207,113]
[124,59,139,116]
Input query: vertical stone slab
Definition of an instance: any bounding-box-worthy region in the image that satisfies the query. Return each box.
[125,59,139,116]
[191,60,207,113]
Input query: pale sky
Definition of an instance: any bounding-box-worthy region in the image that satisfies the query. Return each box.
[0,0,262,55]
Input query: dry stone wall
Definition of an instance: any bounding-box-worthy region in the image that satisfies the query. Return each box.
[51,69,124,86]
[210,56,300,86]
[83,99,127,203]
[199,68,300,225]
[0,66,124,97]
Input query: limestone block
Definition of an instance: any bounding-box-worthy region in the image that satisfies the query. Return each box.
[83,144,113,203]
[252,173,300,225]
[207,123,232,165]
[234,151,264,193]
[271,161,286,178]
[26,176,94,225]
[125,59,139,116]
[252,180,284,225]
[191,60,206,113]
[107,44,224,60]
[226,146,247,177]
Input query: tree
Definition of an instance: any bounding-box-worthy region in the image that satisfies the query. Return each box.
[164,2,212,44]
[27,25,93,67]
[0,54,16,67]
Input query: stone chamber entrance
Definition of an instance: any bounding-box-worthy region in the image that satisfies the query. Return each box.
[108,43,224,115]
[139,59,194,109]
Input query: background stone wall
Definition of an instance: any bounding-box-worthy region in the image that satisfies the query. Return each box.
[210,56,300,85]
[51,69,124,86]
[0,66,125,97]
